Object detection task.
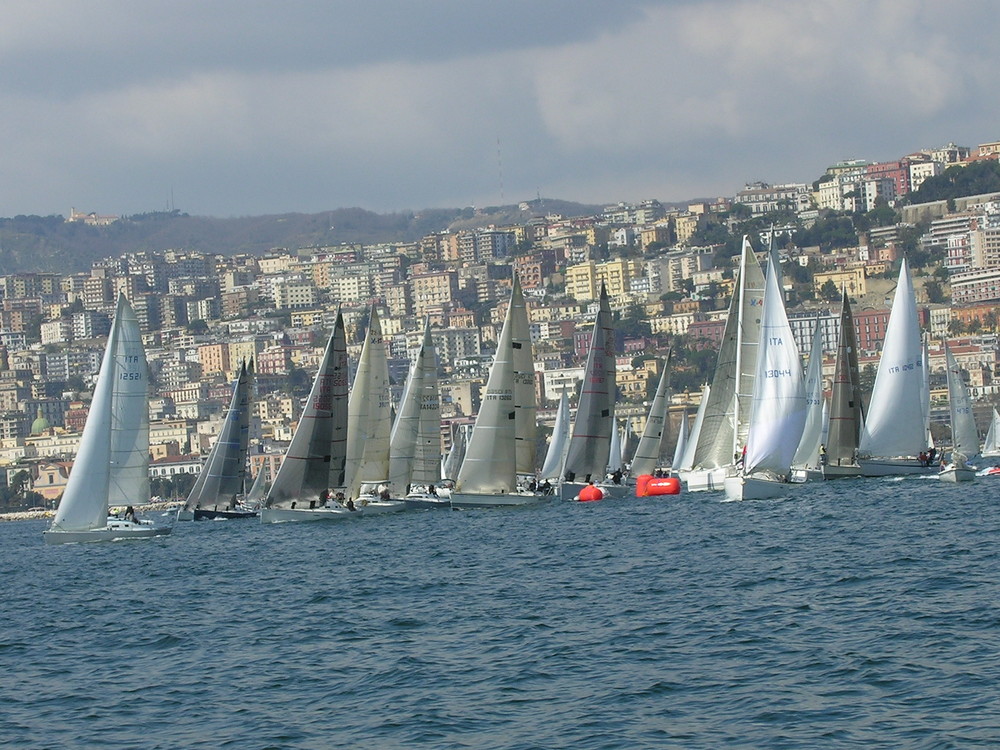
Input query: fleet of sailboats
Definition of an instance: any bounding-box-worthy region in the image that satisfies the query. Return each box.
[41,247,999,543]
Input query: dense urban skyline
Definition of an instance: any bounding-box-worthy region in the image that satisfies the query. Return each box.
[2,1,998,219]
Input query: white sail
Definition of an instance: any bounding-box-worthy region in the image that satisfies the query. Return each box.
[607,421,623,473]
[563,284,616,481]
[671,409,688,474]
[691,237,765,469]
[744,254,807,476]
[509,275,537,475]
[388,319,441,493]
[345,305,392,498]
[540,390,571,481]
[442,424,469,481]
[183,360,253,512]
[49,295,149,532]
[945,341,980,462]
[983,408,1000,457]
[455,285,518,495]
[859,259,927,459]
[265,312,349,507]
[791,320,825,471]
[678,385,710,472]
[630,354,671,477]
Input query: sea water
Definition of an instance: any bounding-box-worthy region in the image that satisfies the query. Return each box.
[2,476,1000,749]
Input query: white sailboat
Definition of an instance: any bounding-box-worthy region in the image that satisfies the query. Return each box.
[790,321,825,482]
[982,408,1000,458]
[539,389,571,483]
[724,251,807,501]
[177,360,256,520]
[677,385,710,474]
[681,237,765,492]
[858,259,934,476]
[670,409,688,477]
[389,320,448,509]
[823,290,865,479]
[344,305,405,514]
[939,341,978,482]
[441,424,469,483]
[629,353,672,477]
[44,295,171,544]
[451,276,542,508]
[509,275,537,481]
[260,312,353,523]
[560,284,628,499]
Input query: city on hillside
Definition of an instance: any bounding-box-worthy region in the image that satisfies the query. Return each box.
[2,138,1000,510]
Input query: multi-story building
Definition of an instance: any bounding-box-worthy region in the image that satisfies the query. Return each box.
[411,271,460,317]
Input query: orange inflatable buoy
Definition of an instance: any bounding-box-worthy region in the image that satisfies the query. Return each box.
[577,484,606,502]
[637,476,681,497]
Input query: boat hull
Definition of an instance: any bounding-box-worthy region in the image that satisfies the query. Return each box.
[449,491,543,509]
[678,467,729,493]
[260,507,356,523]
[357,499,406,515]
[789,467,824,483]
[938,466,976,482]
[403,494,451,510]
[175,509,195,521]
[822,462,862,480]
[43,520,172,545]
[858,458,936,477]
[193,508,259,520]
[724,475,792,501]
[558,481,630,501]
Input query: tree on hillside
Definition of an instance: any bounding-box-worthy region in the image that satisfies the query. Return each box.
[910,160,1000,204]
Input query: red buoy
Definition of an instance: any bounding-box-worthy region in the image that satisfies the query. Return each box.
[577,484,606,502]
[636,475,681,497]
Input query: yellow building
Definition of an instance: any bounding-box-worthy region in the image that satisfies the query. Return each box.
[564,258,643,301]
[198,343,231,377]
[814,267,866,297]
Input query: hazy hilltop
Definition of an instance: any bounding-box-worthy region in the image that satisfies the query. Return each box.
[0,198,605,274]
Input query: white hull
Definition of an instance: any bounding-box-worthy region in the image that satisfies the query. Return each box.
[822,463,862,480]
[44,519,172,545]
[858,458,936,477]
[450,491,544,509]
[356,499,407,515]
[678,467,728,493]
[260,506,356,523]
[558,481,630,501]
[938,466,976,483]
[724,475,793,501]
[403,494,451,510]
[789,467,824,483]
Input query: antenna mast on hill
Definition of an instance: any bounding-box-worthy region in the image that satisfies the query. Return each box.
[496,136,505,204]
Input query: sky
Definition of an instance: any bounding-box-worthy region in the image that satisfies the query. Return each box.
[1,0,997,219]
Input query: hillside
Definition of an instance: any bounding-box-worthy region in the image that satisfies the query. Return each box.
[0,199,605,274]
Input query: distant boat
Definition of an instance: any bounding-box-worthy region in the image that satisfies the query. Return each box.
[451,275,543,508]
[560,283,628,499]
[681,237,765,492]
[629,352,672,478]
[539,389,571,483]
[724,250,807,501]
[982,408,1000,459]
[44,295,172,544]
[858,259,934,476]
[177,360,256,520]
[790,320,825,483]
[260,311,353,523]
[823,290,865,479]
[938,340,977,483]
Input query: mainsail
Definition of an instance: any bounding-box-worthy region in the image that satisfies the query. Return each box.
[540,390,571,481]
[983,408,1000,457]
[345,305,392,499]
[859,259,927,459]
[791,320,825,472]
[945,341,980,462]
[509,275,537,475]
[183,360,253,512]
[826,290,864,467]
[265,312,349,508]
[630,353,672,477]
[563,284,616,480]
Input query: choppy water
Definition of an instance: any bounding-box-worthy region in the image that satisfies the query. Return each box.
[3,477,1000,749]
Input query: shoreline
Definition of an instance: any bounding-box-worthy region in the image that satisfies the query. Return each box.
[0,500,183,523]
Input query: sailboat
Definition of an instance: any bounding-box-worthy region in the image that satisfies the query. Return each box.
[260,312,352,523]
[629,353,672,478]
[724,250,807,501]
[344,305,405,514]
[670,409,688,477]
[560,284,627,499]
[451,276,542,508]
[982,408,1000,458]
[939,341,978,482]
[44,295,172,544]
[389,320,448,509]
[858,259,934,476]
[790,321,825,482]
[177,360,256,520]
[676,385,710,475]
[442,424,469,483]
[539,389,571,485]
[823,290,865,479]
[681,237,765,492]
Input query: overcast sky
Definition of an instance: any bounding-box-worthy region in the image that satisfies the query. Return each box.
[1,0,997,219]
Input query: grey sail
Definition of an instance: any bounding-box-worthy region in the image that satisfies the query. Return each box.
[563,284,616,481]
[265,312,349,508]
[183,360,252,512]
[826,290,864,468]
[510,275,537,475]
